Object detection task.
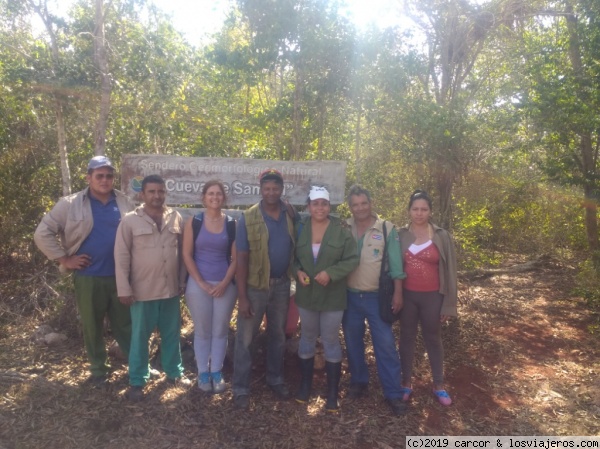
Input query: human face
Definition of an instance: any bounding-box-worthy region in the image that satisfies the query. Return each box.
[202,184,225,210]
[141,182,166,211]
[409,198,431,225]
[86,167,115,199]
[349,193,372,222]
[308,199,331,222]
[260,180,283,206]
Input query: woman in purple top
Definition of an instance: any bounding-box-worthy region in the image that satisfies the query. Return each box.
[183,180,237,393]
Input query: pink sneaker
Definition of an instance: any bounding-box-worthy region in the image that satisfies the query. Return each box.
[433,389,452,406]
[400,387,413,402]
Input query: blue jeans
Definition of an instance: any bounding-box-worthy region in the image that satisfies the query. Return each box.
[232,278,290,396]
[342,290,403,400]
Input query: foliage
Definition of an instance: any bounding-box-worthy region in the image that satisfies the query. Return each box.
[454,199,499,270]
[515,0,600,252]
[573,257,600,314]
[1,0,600,321]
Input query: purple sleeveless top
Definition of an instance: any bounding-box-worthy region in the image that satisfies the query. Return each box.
[194,224,230,281]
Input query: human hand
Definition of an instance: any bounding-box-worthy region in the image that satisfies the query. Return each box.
[210,282,227,298]
[119,296,135,306]
[391,292,403,314]
[59,254,91,270]
[314,271,331,287]
[297,270,310,287]
[197,279,213,294]
[237,297,254,318]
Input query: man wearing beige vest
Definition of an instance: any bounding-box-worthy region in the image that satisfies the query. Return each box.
[342,184,408,416]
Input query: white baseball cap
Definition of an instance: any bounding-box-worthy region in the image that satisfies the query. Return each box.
[309,186,330,201]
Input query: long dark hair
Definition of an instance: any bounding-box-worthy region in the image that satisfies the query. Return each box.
[408,189,432,210]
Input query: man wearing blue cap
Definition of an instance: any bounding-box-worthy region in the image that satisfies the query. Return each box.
[34,156,135,385]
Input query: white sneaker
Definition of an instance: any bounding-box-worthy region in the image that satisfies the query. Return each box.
[211,371,226,394]
[198,372,212,392]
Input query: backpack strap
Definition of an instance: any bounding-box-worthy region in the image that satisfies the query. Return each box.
[381,220,394,273]
[225,214,236,264]
[192,212,204,245]
[192,212,236,266]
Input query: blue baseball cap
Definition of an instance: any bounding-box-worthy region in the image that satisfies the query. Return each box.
[87,156,114,171]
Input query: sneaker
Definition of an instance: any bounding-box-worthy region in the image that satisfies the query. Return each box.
[168,376,192,388]
[233,394,250,410]
[126,386,144,402]
[211,371,226,394]
[198,372,212,392]
[347,383,368,399]
[433,389,452,406]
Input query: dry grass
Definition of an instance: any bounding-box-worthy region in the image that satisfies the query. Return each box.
[1,258,599,449]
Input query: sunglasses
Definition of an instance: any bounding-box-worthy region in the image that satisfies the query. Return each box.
[93,173,115,180]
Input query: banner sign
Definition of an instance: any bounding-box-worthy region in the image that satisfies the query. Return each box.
[121,155,347,206]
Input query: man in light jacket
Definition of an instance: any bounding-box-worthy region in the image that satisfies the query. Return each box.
[34,156,134,384]
[114,174,190,401]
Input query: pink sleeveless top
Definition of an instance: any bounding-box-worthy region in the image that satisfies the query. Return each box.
[404,241,440,292]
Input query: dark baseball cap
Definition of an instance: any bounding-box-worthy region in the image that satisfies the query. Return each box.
[259,168,283,184]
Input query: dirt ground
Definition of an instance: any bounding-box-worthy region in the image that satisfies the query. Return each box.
[0,258,599,449]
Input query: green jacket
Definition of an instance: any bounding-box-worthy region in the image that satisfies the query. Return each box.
[294,216,359,312]
[398,223,458,317]
[245,202,295,290]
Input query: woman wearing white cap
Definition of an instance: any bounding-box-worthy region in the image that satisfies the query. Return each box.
[294,186,359,411]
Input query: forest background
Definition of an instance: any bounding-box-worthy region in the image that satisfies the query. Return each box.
[1,0,600,329]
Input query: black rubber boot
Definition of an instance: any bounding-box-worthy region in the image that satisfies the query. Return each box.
[325,361,341,412]
[295,357,314,403]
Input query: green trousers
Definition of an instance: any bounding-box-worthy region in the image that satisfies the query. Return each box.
[73,274,132,377]
[129,296,184,387]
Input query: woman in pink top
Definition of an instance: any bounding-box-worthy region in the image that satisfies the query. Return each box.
[397,190,458,406]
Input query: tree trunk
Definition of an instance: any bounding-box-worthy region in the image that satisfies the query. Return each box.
[31,0,72,195]
[354,98,362,183]
[317,98,325,159]
[292,68,302,161]
[55,96,71,196]
[93,0,110,156]
[565,2,599,253]
[436,164,454,230]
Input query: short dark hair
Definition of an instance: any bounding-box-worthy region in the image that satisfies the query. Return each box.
[346,184,372,205]
[141,174,165,192]
[408,189,433,210]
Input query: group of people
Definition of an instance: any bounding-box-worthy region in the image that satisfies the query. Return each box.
[34,156,458,415]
